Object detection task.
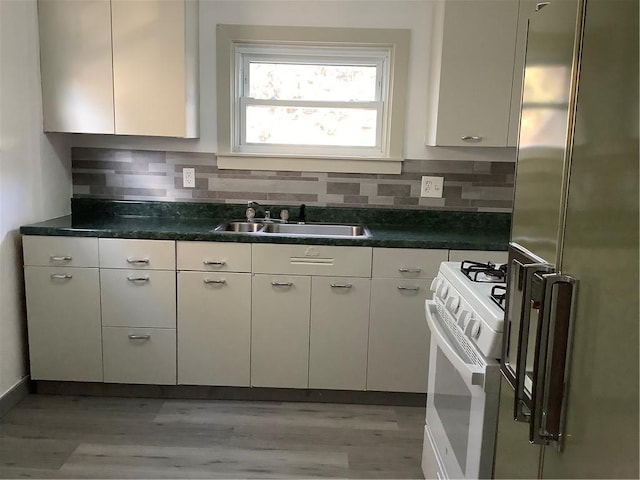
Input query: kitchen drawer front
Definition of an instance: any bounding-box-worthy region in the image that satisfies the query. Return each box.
[99,238,175,270]
[24,266,103,382]
[23,236,99,267]
[176,241,251,272]
[448,249,508,264]
[100,269,176,328]
[102,327,176,385]
[252,244,372,277]
[372,248,447,279]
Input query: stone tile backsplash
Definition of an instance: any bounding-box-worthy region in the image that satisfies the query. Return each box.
[72,148,515,212]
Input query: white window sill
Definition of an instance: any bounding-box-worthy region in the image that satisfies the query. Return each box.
[217,154,403,174]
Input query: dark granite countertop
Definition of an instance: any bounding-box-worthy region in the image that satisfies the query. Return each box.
[19,199,511,251]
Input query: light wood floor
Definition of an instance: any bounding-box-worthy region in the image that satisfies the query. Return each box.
[0,394,426,478]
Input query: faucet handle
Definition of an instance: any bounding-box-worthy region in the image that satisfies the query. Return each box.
[246,207,255,222]
[280,209,289,222]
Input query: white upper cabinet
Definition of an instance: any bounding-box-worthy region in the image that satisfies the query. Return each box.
[38,0,114,134]
[38,0,199,138]
[426,0,521,147]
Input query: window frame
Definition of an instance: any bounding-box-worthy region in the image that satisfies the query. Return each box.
[216,25,410,174]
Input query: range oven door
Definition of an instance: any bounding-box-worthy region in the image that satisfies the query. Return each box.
[424,300,500,479]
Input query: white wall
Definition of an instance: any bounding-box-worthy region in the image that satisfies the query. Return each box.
[0,0,72,398]
[70,0,515,162]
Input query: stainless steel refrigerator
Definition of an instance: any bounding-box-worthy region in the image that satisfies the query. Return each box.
[493,0,639,478]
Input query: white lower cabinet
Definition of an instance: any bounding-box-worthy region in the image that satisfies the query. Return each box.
[102,327,176,384]
[309,276,370,390]
[251,274,311,388]
[368,278,434,393]
[24,266,103,382]
[177,271,251,386]
[367,247,448,393]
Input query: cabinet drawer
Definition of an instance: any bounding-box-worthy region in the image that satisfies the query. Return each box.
[102,327,176,385]
[100,269,176,328]
[252,244,372,277]
[99,238,175,269]
[176,241,251,272]
[372,248,447,279]
[448,250,508,264]
[23,236,99,267]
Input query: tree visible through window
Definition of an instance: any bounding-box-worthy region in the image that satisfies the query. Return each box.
[236,45,389,156]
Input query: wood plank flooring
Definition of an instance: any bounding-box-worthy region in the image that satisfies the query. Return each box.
[0,394,426,478]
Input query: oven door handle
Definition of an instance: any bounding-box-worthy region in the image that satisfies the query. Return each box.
[425,300,485,388]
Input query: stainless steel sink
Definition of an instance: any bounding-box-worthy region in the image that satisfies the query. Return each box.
[213,221,264,233]
[260,223,370,238]
[212,220,370,238]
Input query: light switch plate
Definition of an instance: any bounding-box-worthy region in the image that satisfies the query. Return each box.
[420,176,444,198]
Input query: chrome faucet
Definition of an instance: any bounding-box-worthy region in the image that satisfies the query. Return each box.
[246,200,272,222]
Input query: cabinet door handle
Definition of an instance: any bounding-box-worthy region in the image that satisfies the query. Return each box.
[50,255,72,262]
[461,135,483,141]
[399,267,421,273]
[271,281,293,287]
[330,283,352,289]
[203,260,226,266]
[127,275,149,282]
[50,273,72,279]
[126,257,149,265]
[128,334,150,340]
[398,285,420,291]
[535,2,550,11]
[204,278,226,285]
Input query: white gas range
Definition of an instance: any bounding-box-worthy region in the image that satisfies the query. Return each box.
[422,260,507,480]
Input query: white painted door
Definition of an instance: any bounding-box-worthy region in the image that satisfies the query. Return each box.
[309,276,370,390]
[251,274,311,388]
[177,271,251,386]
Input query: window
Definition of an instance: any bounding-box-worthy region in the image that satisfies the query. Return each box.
[216,25,410,174]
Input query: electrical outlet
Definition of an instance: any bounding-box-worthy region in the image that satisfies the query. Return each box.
[420,176,444,198]
[183,168,195,188]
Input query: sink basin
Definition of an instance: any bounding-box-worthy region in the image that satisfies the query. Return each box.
[212,220,370,238]
[213,221,264,233]
[260,223,370,238]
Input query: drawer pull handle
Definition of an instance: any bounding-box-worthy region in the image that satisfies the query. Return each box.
[127,275,149,282]
[204,278,226,285]
[50,273,72,279]
[330,283,353,289]
[128,334,150,340]
[126,257,150,265]
[272,281,293,287]
[203,260,226,266]
[50,255,72,262]
[398,285,420,291]
[399,267,421,273]
[461,135,483,141]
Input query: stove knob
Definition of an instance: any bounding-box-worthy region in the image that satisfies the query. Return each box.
[437,283,449,300]
[465,320,482,339]
[457,310,470,328]
[430,277,440,293]
[446,295,460,314]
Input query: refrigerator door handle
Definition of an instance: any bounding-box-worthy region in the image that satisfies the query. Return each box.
[530,273,578,449]
[513,263,554,423]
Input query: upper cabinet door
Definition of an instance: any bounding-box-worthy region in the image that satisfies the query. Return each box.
[111,0,199,137]
[38,0,115,134]
[426,0,520,147]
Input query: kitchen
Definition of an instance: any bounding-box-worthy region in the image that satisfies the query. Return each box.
[1,0,638,478]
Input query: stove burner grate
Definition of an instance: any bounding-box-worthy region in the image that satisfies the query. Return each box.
[491,285,507,310]
[460,260,507,283]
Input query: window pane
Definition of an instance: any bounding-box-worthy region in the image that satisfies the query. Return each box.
[249,63,377,102]
[246,105,377,146]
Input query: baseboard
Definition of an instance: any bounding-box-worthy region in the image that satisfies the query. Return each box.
[0,376,33,418]
[35,381,426,406]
